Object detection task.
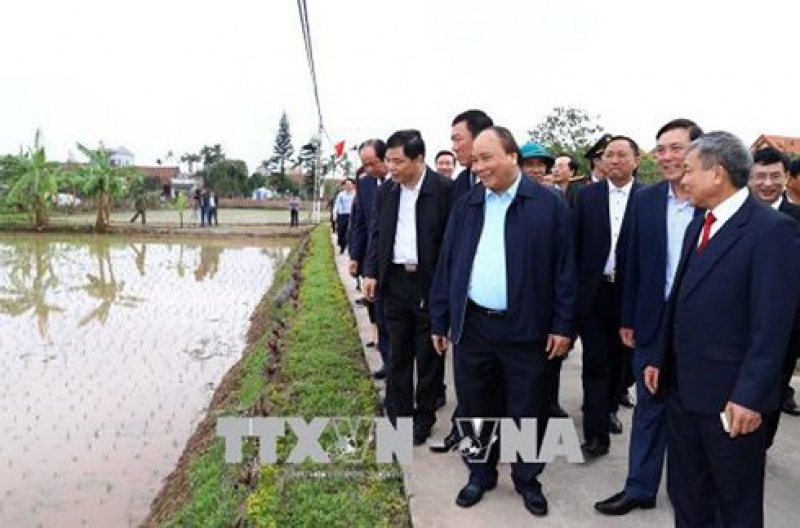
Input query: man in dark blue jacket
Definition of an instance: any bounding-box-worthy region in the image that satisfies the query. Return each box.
[573,136,642,458]
[430,126,576,517]
[451,109,494,202]
[644,131,799,527]
[349,139,391,379]
[595,119,703,516]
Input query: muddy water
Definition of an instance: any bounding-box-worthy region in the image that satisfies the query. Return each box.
[0,235,293,527]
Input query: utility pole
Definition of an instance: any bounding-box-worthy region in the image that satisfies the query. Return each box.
[312,123,323,224]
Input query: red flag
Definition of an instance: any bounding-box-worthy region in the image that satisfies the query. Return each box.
[334,140,346,159]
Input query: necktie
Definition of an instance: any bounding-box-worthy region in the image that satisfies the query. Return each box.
[697,212,717,253]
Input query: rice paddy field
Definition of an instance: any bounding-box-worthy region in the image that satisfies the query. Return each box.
[0,234,293,526]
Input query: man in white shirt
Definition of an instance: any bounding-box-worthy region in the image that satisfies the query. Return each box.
[363,130,454,445]
[333,178,356,254]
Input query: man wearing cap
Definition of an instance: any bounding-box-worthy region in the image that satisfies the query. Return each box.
[519,142,555,185]
[585,133,613,183]
[574,135,642,458]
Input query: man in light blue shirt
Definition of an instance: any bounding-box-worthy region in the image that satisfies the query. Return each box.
[333,178,356,254]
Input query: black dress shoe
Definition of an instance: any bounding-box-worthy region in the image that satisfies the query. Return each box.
[455,481,496,507]
[609,413,623,434]
[582,437,609,458]
[515,485,548,516]
[595,491,656,515]
[429,430,460,453]
[372,367,386,380]
[365,341,376,348]
[549,403,568,418]
[782,396,800,416]
[413,421,433,446]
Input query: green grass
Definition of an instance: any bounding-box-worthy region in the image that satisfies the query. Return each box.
[159,226,409,527]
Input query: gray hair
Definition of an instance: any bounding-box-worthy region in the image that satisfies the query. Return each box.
[686,131,752,189]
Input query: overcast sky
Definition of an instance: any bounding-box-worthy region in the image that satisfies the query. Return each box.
[2,0,798,173]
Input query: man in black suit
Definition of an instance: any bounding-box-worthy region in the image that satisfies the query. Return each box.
[552,154,582,208]
[573,136,642,458]
[644,131,799,527]
[749,147,800,446]
[451,109,494,202]
[363,129,454,445]
[428,109,495,454]
[349,139,391,380]
[595,119,703,516]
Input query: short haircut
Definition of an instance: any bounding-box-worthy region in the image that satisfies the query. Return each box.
[451,109,494,139]
[358,138,387,161]
[656,118,704,142]
[557,154,579,174]
[686,131,752,189]
[790,158,800,178]
[386,129,426,160]
[480,126,520,160]
[752,146,790,172]
[604,135,640,157]
[435,150,456,163]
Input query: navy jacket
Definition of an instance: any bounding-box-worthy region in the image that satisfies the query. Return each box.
[618,181,702,352]
[348,174,383,266]
[363,168,453,301]
[649,196,799,414]
[452,167,478,204]
[573,179,642,316]
[430,175,576,344]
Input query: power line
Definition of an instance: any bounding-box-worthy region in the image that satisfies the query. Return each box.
[297,0,323,129]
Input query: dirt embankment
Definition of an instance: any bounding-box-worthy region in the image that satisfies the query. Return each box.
[141,233,310,526]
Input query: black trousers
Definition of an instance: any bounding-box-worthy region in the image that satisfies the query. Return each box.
[579,281,630,446]
[666,388,766,527]
[383,268,441,425]
[290,209,299,227]
[336,214,350,252]
[765,331,799,447]
[454,304,548,490]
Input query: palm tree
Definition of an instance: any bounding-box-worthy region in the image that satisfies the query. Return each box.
[3,129,61,229]
[72,143,143,232]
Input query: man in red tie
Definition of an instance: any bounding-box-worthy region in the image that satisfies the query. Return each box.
[644,131,799,527]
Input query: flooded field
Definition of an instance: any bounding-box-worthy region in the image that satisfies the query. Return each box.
[0,234,293,527]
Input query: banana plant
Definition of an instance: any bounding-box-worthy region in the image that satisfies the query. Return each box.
[72,142,143,232]
[3,129,61,229]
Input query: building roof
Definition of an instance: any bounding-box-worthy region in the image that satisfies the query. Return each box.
[751,134,800,155]
[137,166,180,184]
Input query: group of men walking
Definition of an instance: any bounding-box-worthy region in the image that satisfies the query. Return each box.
[343,109,799,526]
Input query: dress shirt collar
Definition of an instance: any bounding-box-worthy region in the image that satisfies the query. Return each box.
[401,167,426,192]
[771,195,783,210]
[710,187,749,225]
[485,172,522,201]
[609,178,634,196]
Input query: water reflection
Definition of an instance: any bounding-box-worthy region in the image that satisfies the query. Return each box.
[0,234,293,526]
[0,238,64,338]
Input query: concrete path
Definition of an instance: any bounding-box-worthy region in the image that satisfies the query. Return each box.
[332,238,800,527]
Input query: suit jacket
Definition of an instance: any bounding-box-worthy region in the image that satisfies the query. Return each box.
[348,174,383,266]
[453,167,478,204]
[363,167,454,301]
[430,175,576,344]
[650,195,799,414]
[619,181,702,351]
[573,179,642,315]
